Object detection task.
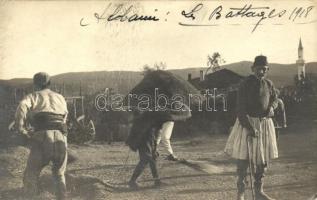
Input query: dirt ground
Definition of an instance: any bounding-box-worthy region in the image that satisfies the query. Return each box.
[0,119,316,200]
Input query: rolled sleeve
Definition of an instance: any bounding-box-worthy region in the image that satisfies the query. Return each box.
[15,95,33,133]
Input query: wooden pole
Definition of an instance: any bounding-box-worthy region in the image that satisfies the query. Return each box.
[14,88,17,103]
[73,98,77,119]
[81,96,84,117]
[63,83,65,96]
[79,81,82,96]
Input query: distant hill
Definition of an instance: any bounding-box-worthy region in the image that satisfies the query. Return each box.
[225,61,317,87]
[1,62,317,104]
[0,71,143,100]
[171,61,317,87]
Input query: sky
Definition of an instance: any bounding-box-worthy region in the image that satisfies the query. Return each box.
[0,0,317,79]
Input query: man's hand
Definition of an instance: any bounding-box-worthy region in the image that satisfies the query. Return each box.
[248,127,258,137]
[18,129,31,146]
[153,151,160,160]
[267,106,275,118]
[19,129,31,139]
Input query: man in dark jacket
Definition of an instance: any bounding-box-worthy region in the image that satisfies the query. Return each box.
[225,56,278,200]
[127,112,163,189]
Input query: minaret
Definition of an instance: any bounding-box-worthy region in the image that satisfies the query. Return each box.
[296,38,305,80]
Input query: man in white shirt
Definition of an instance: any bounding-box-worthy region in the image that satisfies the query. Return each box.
[15,72,68,200]
[156,121,178,161]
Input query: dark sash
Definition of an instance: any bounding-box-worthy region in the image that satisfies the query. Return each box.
[31,112,68,135]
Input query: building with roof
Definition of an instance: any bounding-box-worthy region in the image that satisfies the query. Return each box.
[188,68,244,94]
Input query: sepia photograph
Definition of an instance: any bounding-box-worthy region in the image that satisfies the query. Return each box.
[0,0,316,199]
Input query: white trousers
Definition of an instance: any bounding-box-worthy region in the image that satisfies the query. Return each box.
[157,121,174,155]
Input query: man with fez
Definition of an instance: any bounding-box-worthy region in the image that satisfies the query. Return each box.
[225,56,279,200]
[15,72,68,200]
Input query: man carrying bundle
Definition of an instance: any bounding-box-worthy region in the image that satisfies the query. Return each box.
[126,69,200,189]
[127,112,163,189]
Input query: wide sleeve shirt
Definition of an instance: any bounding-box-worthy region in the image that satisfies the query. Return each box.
[15,89,68,132]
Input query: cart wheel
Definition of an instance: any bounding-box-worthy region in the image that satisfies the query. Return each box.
[77,115,96,142]
[86,120,96,140]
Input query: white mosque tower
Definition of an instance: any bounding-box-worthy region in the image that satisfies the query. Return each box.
[296,38,305,80]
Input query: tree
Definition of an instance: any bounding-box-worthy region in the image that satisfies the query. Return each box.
[206,52,225,75]
[294,72,314,99]
[142,62,167,75]
[154,62,166,70]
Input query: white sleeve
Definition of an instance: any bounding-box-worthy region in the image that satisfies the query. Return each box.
[15,94,33,132]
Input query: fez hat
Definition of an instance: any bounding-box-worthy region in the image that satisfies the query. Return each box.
[33,72,50,87]
[253,55,268,67]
